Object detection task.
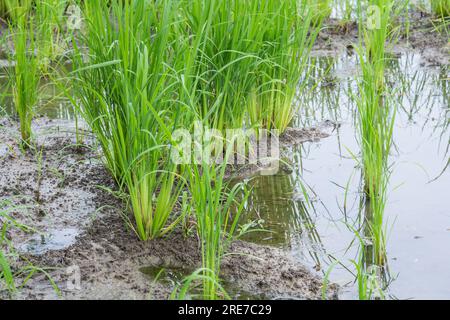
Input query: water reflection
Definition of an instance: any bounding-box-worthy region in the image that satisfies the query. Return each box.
[237,51,450,299]
[238,173,324,268]
[0,66,74,120]
[356,189,394,299]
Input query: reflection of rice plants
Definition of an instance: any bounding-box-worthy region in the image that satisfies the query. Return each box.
[236,173,323,266]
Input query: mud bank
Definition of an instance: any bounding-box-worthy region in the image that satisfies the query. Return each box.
[313,12,449,66]
[0,117,338,300]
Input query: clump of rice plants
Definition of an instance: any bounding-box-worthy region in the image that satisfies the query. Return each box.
[352,0,396,298]
[249,1,322,133]
[176,0,268,132]
[432,0,450,17]
[176,148,249,300]
[304,0,332,25]
[7,4,40,149]
[35,0,69,72]
[2,0,33,21]
[0,2,7,19]
[72,0,185,241]
[176,0,321,135]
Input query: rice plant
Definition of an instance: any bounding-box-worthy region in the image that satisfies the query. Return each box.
[2,0,33,21]
[35,0,69,72]
[0,2,7,19]
[72,0,185,241]
[249,1,322,133]
[184,147,249,300]
[176,0,268,132]
[8,4,40,149]
[304,0,332,25]
[175,0,321,135]
[333,0,355,32]
[432,0,450,17]
[352,1,396,297]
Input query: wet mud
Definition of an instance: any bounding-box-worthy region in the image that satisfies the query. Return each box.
[0,117,338,300]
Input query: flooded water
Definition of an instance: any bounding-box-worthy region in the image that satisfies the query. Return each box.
[1,49,448,299]
[0,64,74,120]
[238,52,449,299]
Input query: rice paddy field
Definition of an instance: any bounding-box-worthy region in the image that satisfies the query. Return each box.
[0,0,448,301]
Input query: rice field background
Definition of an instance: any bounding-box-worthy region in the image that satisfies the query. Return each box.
[0,0,449,301]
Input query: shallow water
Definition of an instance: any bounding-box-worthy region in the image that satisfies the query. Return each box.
[0,65,74,120]
[238,52,449,299]
[19,228,78,255]
[1,49,448,299]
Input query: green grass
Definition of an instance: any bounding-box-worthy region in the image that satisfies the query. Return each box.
[2,0,33,21]
[304,0,332,25]
[176,0,269,132]
[175,0,321,134]
[0,2,7,19]
[348,0,398,300]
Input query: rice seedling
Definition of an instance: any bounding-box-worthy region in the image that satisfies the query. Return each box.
[175,0,322,135]
[0,2,7,19]
[333,0,355,33]
[304,0,332,25]
[182,145,249,300]
[429,0,450,36]
[342,0,397,300]
[7,3,40,149]
[71,0,186,241]
[0,248,15,293]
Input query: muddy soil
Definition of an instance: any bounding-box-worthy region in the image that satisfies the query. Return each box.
[0,11,447,300]
[0,117,338,300]
[313,12,449,66]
